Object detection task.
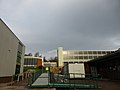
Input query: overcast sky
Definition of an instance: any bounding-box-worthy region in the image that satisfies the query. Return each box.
[0,0,120,57]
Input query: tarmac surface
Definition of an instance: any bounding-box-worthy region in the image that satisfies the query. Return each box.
[0,78,120,90]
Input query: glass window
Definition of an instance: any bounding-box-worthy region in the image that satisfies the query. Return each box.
[33,59,35,65]
[88,51,92,54]
[30,59,33,65]
[98,51,101,54]
[68,56,73,59]
[93,51,97,54]
[18,42,23,53]
[31,59,32,65]
[34,59,37,65]
[25,59,28,65]
[74,62,78,63]
[67,51,70,54]
[84,56,88,59]
[24,59,27,65]
[27,59,29,65]
[83,51,88,54]
[66,56,69,60]
[63,56,67,60]
[89,56,93,59]
[74,56,79,59]
[68,51,74,54]
[102,51,106,54]
[106,51,111,54]
[79,56,83,59]
[79,51,83,54]
[74,51,79,54]
[65,56,69,60]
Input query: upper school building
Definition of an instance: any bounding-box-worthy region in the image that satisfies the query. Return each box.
[0,18,25,83]
[58,47,114,67]
[57,47,114,76]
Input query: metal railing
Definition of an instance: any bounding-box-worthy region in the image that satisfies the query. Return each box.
[28,71,100,88]
[50,73,99,88]
[28,71,42,86]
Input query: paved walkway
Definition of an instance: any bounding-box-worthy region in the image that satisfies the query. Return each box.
[32,73,49,86]
[0,77,55,90]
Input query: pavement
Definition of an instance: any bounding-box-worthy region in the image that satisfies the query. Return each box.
[0,76,55,90]
[32,73,48,86]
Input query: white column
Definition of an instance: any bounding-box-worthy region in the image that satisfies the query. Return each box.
[58,47,63,67]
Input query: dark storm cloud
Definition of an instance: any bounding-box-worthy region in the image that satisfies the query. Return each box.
[0,0,120,56]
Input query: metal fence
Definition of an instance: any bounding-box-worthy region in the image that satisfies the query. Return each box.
[50,73,99,88]
[28,71,99,89]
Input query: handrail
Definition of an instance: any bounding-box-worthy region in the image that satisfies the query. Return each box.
[28,69,100,89]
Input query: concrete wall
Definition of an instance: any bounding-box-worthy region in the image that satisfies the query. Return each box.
[0,19,25,77]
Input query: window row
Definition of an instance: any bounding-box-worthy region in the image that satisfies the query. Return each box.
[63,51,114,55]
[24,59,37,65]
[63,56,102,60]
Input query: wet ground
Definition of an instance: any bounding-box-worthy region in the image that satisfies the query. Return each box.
[0,79,120,90]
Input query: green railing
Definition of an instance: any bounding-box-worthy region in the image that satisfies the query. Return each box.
[50,73,99,88]
[28,71,42,87]
[28,71,100,88]
[28,67,49,87]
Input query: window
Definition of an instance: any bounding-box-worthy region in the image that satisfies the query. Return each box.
[79,56,83,59]
[63,56,68,60]
[24,59,27,65]
[102,51,106,54]
[68,56,73,59]
[98,51,101,54]
[17,51,21,64]
[89,56,93,59]
[68,51,74,54]
[74,51,79,54]
[30,59,32,65]
[88,51,92,54]
[84,56,88,59]
[106,51,111,54]
[83,51,88,54]
[93,51,97,54]
[74,56,79,59]
[18,42,23,53]
[65,56,69,60]
[79,51,83,54]
[34,59,37,65]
